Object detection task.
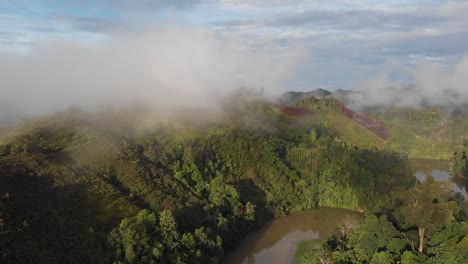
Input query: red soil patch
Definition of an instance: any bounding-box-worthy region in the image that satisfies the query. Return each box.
[338,101,389,139]
[272,101,388,139]
[273,104,313,117]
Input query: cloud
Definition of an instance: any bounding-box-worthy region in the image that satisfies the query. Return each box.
[65,16,125,33]
[0,26,307,119]
[220,0,308,7]
[0,0,210,52]
[126,0,205,10]
[2,0,205,13]
[0,30,26,45]
[347,55,468,110]
[223,1,468,33]
[267,9,444,30]
[2,0,468,96]
[219,0,369,8]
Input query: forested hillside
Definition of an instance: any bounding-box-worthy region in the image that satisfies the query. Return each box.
[286,92,468,159]
[0,100,415,263]
[287,93,468,264]
[296,176,468,264]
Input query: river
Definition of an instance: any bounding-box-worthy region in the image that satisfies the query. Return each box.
[223,159,468,264]
[222,208,355,264]
[411,159,468,198]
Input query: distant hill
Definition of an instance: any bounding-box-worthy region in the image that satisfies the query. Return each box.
[277,88,333,105]
[276,90,467,159]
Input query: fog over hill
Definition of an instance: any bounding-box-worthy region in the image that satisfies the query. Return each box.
[0,26,306,125]
[0,104,24,126]
[2,26,468,126]
[347,56,468,111]
[278,53,468,112]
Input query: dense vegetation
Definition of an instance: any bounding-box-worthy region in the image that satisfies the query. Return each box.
[282,90,468,159]
[0,99,416,263]
[296,144,468,264]
[2,93,468,263]
[296,176,468,264]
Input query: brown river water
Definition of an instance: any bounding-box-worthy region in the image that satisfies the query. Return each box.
[411,159,467,198]
[223,208,355,264]
[223,159,468,264]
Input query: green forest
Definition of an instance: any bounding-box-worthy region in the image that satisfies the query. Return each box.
[1,97,467,263]
[295,174,468,264]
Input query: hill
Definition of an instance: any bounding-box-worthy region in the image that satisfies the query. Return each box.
[279,89,468,159]
[277,88,332,105]
[0,100,414,263]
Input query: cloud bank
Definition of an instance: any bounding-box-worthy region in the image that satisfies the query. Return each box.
[347,55,468,110]
[0,26,306,123]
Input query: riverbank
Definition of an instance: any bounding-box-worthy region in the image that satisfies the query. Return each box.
[223,208,357,264]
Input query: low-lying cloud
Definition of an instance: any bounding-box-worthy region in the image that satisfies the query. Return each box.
[0,25,306,124]
[347,56,468,111]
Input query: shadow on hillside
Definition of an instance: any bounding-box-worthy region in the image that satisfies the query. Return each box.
[0,158,110,264]
[224,179,273,249]
[172,178,273,252]
[236,178,272,221]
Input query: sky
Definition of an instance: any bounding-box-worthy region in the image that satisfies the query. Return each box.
[1,0,467,89]
[1,0,468,118]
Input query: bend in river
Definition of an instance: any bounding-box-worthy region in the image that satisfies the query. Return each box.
[224,159,468,264]
[223,207,356,264]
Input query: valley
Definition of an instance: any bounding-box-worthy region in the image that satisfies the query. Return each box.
[0,91,467,263]
[2,1,468,263]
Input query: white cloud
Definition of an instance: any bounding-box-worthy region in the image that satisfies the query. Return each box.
[0,26,308,117]
[220,0,306,8]
[347,55,468,109]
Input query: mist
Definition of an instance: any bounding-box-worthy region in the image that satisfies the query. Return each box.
[4,24,468,124]
[347,56,468,111]
[0,25,306,125]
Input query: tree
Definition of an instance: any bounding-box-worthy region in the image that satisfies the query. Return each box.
[426,221,468,263]
[316,246,333,264]
[108,209,162,264]
[370,251,393,264]
[159,210,180,250]
[337,214,360,240]
[347,215,399,262]
[400,176,452,253]
[401,250,427,264]
[207,175,240,210]
[244,201,256,221]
